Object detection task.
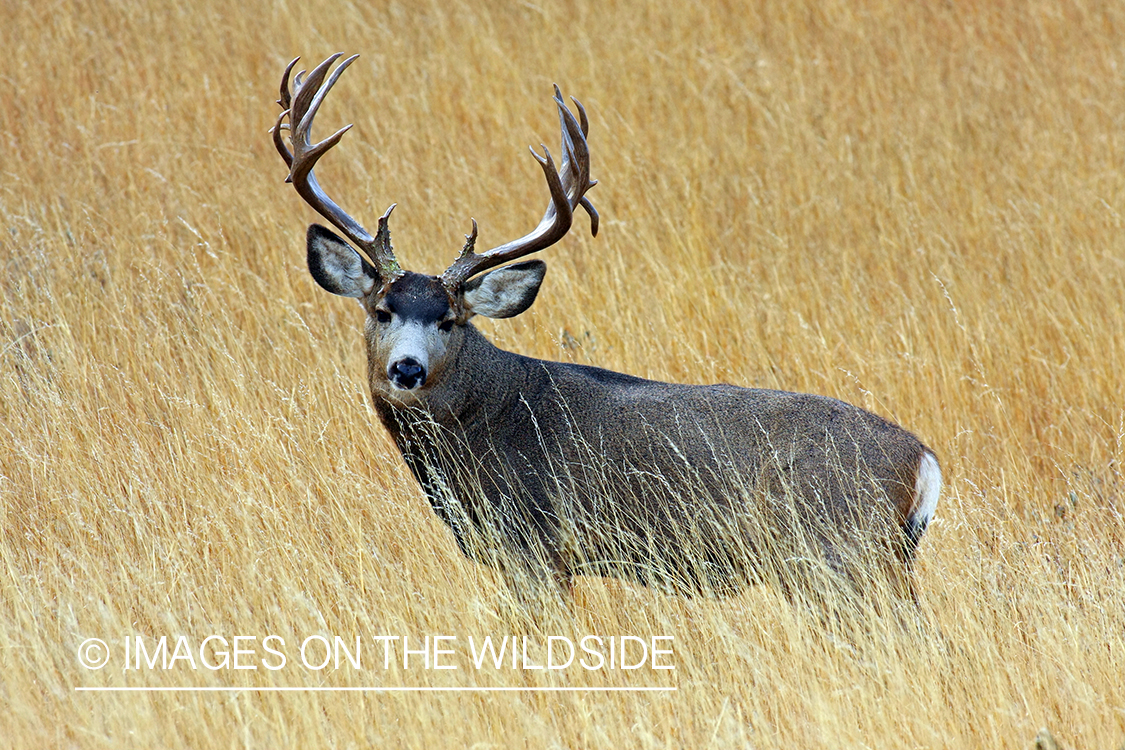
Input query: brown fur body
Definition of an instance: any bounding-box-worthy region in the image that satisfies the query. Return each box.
[373,319,934,599]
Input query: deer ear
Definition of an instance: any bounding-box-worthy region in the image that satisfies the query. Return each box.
[306,224,378,298]
[463,260,547,319]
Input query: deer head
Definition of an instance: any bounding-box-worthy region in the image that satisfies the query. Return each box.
[272,54,597,403]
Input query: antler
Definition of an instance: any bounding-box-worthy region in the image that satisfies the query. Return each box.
[272,54,403,284]
[441,86,598,294]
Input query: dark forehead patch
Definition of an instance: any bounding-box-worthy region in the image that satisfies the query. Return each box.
[385,272,451,321]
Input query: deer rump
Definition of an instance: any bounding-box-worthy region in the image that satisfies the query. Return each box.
[376,328,936,601]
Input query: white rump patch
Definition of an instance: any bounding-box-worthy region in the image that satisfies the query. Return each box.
[911,451,942,528]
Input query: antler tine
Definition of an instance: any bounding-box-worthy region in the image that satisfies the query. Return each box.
[441,87,597,294]
[277,57,298,111]
[573,96,590,139]
[555,89,597,205]
[553,86,577,193]
[272,53,403,283]
[556,92,600,236]
[272,107,294,169]
[272,57,301,168]
[560,94,600,235]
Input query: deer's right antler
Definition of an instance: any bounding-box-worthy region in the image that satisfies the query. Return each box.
[272,53,403,285]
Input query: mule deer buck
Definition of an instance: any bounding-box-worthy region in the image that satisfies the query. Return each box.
[272,54,941,607]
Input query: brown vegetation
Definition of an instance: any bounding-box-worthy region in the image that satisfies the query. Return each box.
[2,0,1123,747]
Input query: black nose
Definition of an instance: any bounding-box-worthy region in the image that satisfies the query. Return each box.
[388,358,426,390]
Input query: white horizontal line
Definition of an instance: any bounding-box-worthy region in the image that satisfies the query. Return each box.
[76,686,677,693]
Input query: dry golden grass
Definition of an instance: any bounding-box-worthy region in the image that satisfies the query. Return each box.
[2,0,1124,747]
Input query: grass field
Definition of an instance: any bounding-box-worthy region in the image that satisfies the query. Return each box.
[2,0,1124,747]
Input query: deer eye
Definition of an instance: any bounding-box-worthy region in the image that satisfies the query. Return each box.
[375,310,392,324]
[438,319,454,333]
